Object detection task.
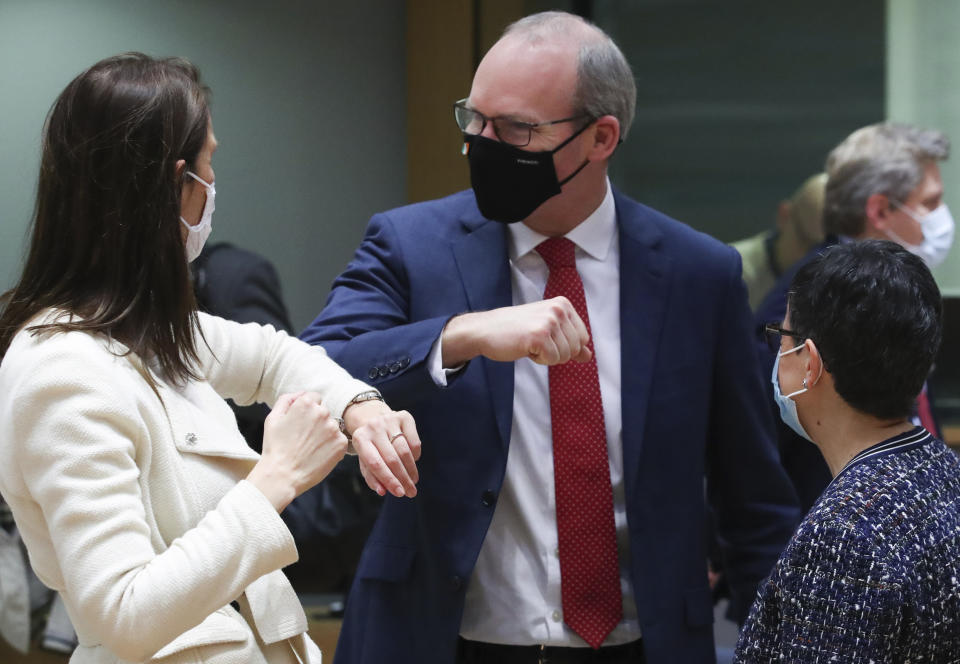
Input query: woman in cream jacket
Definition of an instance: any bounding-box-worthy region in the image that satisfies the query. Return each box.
[0,53,421,663]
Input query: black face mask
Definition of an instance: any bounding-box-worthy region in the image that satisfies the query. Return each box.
[464,122,592,224]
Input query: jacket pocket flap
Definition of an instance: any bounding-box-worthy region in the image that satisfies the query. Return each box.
[356,542,416,582]
[684,586,715,627]
[171,428,261,462]
[152,609,251,659]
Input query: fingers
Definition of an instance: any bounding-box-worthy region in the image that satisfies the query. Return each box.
[399,412,422,462]
[530,335,561,365]
[528,297,592,365]
[271,391,305,416]
[389,414,421,481]
[358,457,386,497]
[356,435,413,498]
[566,302,592,362]
[352,412,421,499]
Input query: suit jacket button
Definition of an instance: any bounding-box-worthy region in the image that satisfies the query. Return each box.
[400,357,410,369]
[389,361,402,374]
[378,365,390,377]
[480,490,496,507]
[367,367,378,380]
[450,575,463,591]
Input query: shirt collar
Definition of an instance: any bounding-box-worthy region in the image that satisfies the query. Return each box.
[508,179,616,261]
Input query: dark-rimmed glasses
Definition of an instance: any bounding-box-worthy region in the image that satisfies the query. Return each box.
[453,99,590,147]
[763,323,804,352]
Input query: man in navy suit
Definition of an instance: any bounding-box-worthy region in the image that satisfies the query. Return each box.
[301,11,798,664]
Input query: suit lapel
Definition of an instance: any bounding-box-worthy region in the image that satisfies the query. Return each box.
[616,193,672,501]
[451,216,514,451]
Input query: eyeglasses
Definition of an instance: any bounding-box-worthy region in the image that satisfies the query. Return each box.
[763,323,805,352]
[453,99,590,147]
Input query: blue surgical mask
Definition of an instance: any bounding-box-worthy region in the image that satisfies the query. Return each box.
[771,343,819,442]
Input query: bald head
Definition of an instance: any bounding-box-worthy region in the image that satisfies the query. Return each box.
[496,11,636,140]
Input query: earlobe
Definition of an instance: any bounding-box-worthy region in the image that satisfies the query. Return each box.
[174,159,186,181]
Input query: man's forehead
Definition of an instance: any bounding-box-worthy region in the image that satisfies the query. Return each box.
[469,36,578,119]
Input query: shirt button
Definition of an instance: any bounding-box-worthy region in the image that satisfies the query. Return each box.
[185,433,198,446]
[552,610,561,622]
[554,547,560,558]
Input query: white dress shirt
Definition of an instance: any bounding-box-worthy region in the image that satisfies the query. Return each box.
[430,182,642,646]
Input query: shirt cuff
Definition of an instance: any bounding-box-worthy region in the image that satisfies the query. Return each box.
[427,332,465,387]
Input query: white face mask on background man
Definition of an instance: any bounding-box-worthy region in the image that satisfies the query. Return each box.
[179,170,215,262]
[886,202,955,269]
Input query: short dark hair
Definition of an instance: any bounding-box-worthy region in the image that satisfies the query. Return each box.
[787,240,942,419]
[0,53,210,385]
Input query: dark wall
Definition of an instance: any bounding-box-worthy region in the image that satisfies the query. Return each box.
[595,0,885,241]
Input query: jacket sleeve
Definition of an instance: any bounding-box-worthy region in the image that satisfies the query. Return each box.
[300,211,458,409]
[196,312,371,420]
[704,249,801,623]
[735,526,903,662]
[6,337,295,662]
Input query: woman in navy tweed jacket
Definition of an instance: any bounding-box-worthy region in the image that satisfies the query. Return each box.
[736,240,960,662]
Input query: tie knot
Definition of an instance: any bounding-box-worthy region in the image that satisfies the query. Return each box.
[536,236,577,269]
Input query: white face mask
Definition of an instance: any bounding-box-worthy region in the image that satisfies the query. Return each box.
[179,170,215,262]
[886,202,955,269]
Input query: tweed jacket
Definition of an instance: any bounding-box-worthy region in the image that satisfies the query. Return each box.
[0,311,371,663]
[736,427,960,663]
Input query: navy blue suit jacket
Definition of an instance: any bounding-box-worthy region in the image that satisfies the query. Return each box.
[300,189,800,664]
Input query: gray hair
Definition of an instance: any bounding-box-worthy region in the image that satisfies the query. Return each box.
[824,122,950,237]
[503,11,637,140]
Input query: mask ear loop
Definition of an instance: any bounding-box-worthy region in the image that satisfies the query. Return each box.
[553,119,596,187]
[779,339,823,399]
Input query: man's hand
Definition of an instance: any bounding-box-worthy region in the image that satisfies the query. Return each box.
[440,296,592,368]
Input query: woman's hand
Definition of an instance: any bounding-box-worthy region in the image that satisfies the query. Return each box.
[247,391,348,512]
[343,400,421,498]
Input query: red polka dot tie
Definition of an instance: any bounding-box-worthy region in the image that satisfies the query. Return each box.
[536,236,622,649]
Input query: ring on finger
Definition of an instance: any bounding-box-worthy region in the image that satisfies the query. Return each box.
[389,431,405,443]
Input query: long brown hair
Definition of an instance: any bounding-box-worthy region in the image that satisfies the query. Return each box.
[0,53,210,385]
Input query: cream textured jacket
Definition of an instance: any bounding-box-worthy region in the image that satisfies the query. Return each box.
[0,311,372,663]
